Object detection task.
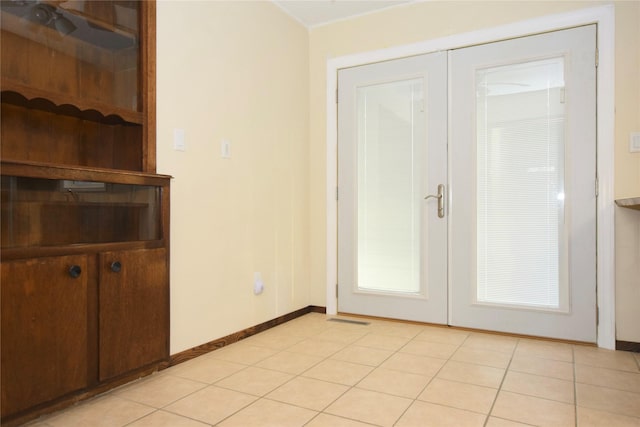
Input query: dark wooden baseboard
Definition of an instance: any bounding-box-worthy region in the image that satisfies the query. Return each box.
[616,340,640,353]
[169,305,326,366]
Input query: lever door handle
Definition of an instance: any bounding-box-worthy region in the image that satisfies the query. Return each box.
[424,184,445,218]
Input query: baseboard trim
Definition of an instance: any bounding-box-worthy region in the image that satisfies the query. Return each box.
[616,340,640,353]
[169,305,326,366]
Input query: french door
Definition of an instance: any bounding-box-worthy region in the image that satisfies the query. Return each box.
[337,52,448,324]
[337,25,597,342]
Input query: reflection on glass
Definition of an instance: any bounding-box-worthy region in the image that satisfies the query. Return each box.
[0,0,140,110]
[476,57,568,311]
[356,78,424,294]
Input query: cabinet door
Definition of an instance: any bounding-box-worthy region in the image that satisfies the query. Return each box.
[98,247,168,381]
[1,255,89,417]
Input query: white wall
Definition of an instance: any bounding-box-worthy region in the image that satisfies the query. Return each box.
[156,0,310,354]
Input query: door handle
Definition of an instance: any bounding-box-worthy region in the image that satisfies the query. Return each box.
[424,184,445,218]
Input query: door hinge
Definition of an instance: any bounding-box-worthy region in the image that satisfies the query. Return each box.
[595,48,599,68]
[595,176,599,198]
[336,283,339,296]
[596,306,599,326]
[336,88,339,104]
[336,186,339,201]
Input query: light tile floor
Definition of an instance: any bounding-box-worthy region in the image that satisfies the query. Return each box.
[27,313,640,427]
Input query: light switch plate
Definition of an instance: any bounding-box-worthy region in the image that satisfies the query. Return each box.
[630,132,640,153]
[173,128,185,151]
[221,140,231,159]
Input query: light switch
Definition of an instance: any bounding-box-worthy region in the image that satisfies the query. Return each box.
[173,128,185,151]
[221,139,231,159]
[630,132,640,153]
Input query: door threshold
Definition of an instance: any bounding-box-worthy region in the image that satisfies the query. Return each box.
[337,311,596,347]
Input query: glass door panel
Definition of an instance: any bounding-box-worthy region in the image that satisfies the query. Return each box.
[475,57,568,311]
[357,78,423,295]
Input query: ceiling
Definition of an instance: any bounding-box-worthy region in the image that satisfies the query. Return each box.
[272,0,412,28]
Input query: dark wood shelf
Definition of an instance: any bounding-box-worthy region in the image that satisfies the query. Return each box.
[1,79,143,125]
[3,200,152,209]
[1,160,171,186]
[0,240,165,261]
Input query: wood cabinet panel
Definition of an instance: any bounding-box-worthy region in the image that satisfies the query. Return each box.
[0,104,143,170]
[0,1,166,423]
[1,255,89,417]
[0,0,152,173]
[98,248,168,380]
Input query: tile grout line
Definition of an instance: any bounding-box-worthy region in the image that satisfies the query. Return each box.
[255,320,367,426]
[390,329,472,426]
[30,315,640,426]
[294,321,389,426]
[482,337,519,427]
[572,345,579,427]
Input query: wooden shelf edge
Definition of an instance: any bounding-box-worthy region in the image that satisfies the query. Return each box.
[615,197,640,211]
[0,240,167,261]
[1,79,143,125]
[1,160,172,184]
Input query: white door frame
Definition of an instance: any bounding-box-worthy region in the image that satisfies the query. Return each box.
[325,5,615,349]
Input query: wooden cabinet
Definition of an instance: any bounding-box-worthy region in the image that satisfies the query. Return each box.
[1,255,90,416]
[99,248,169,381]
[0,166,170,424]
[0,0,155,172]
[0,1,168,425]
[0,248,169,412]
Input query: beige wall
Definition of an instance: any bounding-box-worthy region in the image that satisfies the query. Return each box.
[614,1,640,343]
[156,0,310,354]
[308,1,640,340]
[156,0,639,354]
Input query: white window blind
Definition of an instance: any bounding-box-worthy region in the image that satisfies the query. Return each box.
[475,57,569,311]
[357,78,423,294]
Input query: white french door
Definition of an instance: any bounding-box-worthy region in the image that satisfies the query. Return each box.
[336,25,597,342]
[337,52,448,324]
[449,25,597,342]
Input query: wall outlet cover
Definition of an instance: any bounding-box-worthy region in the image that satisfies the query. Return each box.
[221,140,231,158]
[253,272,264,295]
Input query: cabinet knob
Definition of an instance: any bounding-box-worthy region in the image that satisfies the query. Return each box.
[110,261,122,273]
[68,265,82,278]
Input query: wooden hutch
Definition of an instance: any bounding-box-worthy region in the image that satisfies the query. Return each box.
[0,1,170,425]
